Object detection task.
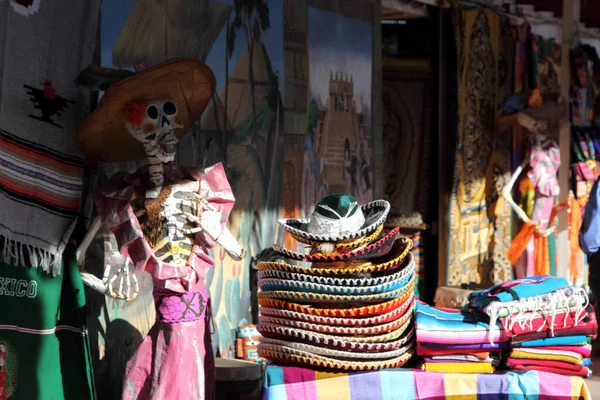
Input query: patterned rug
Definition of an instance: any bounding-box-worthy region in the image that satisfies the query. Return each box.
[446,8,513,286]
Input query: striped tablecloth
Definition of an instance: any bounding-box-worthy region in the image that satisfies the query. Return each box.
[262,365,592,400]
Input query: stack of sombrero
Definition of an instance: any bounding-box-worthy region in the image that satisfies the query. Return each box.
[257,194,416,371]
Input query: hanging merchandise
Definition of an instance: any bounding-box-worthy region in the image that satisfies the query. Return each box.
[75,59,246,400]
[571,47,595,127]
[571,128,598,198]
[0,1,101,399]
[499,92,569,278]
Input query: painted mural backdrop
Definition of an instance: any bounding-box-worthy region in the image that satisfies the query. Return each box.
[91,0,377,376]
[303,7,372,215]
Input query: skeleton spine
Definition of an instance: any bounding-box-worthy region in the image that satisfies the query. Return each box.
[145,144,165,188]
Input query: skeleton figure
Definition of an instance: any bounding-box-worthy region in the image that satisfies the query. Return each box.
[75,59,234,399]
[124,99,182,197]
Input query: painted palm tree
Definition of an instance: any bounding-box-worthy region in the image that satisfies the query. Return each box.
[227,0,271,143]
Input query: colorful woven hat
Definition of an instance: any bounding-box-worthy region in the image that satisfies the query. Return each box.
[258,292,410,318]
[257,323,415,352]
[259,290,415,326]
[259,337,413,360]
[257,252,413,287]
[273,227,400,262]
[257,345,414,371]
[257,236,412,276]
[278,194,390,253]
[259,299,414,336]
[257,274,414,304]
[257,258,415,296]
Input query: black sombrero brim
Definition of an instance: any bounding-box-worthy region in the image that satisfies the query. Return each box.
[278,199,390,243]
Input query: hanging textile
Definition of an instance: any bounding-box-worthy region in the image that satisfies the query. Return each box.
[447,8,513,285]
[0,2,100,399]
[382,60,433,222]
[0,1,100,274]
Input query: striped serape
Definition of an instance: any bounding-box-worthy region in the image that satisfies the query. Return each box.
[262,365,592,400]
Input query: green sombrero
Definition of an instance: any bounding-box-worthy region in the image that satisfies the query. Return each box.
[279,194,390,253]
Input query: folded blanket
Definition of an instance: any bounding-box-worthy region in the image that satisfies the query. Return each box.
[424,348,490,360]
[416,348,490,358]
[418,342,508,351]
[509,348,583,365]
[512,335,589,347]
[500,306,591,336]
[539,345,592,358]
[422,361,494,374]
[415,302,509,345]
[469,276,569,309]
[481,286,589,319]
[511,364,591,378]
[506,358,588,372]
[511,320,598,343]
[480,286,591,344]
[426,354,493,362]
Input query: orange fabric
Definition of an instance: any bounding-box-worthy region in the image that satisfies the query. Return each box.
[508,221,536,265]
[568,196,588,283]
[533,234,549,276]
[528,88,543,108]
[508,201,568,269]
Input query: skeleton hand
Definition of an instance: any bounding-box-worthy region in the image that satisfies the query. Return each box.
[80,258,139,301]
[184,195,246,261]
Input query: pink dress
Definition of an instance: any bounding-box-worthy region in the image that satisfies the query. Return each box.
[95,162,235,400]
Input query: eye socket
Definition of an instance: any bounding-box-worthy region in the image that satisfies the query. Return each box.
[163,101,177,116]
[147,105,159,119]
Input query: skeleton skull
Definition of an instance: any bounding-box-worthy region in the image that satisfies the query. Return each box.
[125,99,184,162]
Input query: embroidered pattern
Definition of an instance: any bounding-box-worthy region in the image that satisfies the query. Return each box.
[0,340,18,399]
[24,81,75,129]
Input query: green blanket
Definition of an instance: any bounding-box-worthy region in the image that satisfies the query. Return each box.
[0,245,95,400]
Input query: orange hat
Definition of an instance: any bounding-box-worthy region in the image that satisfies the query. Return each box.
[76,58,216,163]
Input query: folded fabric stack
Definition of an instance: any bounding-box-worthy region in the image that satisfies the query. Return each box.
[256,194,417,371]
[415,302,507,373]
[469,276,598,378]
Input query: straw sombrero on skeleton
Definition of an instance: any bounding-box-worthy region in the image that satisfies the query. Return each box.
[76,58,216,163]
[279,194,390,254]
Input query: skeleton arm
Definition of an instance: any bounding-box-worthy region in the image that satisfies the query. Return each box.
[501,159,556,237]
[501,159,532,224]
[184,194,246,261]
[76,216,139,301]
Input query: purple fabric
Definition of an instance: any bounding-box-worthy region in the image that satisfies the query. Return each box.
[154,288,208,323]
[419,342,509,350]
[423,358,471,363]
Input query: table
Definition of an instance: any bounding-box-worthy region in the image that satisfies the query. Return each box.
[262,365,592,400]
[215,358,263,400]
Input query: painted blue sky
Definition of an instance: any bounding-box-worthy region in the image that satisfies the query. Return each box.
[101,0,284,95]
[308,8,372,113]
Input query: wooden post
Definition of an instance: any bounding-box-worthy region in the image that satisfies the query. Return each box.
[557,0,577,280]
